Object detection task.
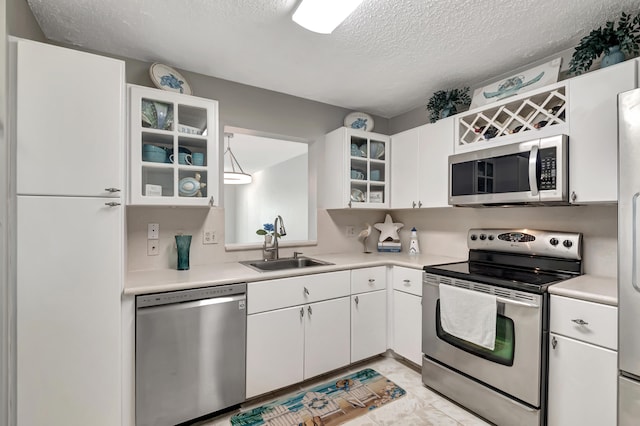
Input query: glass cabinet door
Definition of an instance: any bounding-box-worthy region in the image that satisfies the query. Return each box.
[129,85,218,206]
[348,132,388,207]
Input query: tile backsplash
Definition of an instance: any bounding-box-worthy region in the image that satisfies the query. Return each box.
[127,204,617,278]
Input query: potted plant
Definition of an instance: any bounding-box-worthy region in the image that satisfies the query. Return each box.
[569,11,640,75]
[256,223,279,243]
[426,87,471,123]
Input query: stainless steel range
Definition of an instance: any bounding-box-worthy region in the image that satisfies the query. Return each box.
[422,229,582,426]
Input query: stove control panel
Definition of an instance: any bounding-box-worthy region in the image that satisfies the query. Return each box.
[467,228,582,260]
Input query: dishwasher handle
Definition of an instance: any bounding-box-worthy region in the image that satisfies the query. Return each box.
[137,293,245,315]
[136,282,247,308]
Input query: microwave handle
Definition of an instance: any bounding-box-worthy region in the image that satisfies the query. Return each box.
[528,145,539,196]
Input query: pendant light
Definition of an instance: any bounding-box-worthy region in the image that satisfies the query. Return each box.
[292,0,364,34]
[223,133,252,185]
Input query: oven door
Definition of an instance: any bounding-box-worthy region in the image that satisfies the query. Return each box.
[448,134,567,206]
[422,274,544,407]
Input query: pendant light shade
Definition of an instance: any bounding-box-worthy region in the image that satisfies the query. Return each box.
[292,0,365,34]
[223,133,252,185]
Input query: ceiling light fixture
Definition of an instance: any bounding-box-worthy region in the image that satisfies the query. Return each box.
[223,133,252,185]
[292,0,365,34]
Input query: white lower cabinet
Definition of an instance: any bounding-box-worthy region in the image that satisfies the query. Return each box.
[392,290,422,365]
[351,290,387,362]
[548,295,618,425]
[391,267,422,365]
[547,333,617,426]
[246,305,305,398]
[304,298,351,378]
[246,272,351,397]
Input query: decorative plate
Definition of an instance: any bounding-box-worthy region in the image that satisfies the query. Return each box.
[344,112,374,132]
[149,63,192,95]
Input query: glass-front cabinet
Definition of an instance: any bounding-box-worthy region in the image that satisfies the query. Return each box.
[128,84,219,206]
[319,127,390,209]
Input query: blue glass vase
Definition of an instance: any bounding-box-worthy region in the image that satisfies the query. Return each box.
[175,235,192,270]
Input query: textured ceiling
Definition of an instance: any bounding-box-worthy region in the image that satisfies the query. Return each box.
[27,0,640,118]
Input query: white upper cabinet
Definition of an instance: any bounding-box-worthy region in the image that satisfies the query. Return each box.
[390,127,420,208]
[391,117,454,209]
[568,59,636,204]
[418,117,455,208]
[15,39,125,197]
[319,127,390,209]
[128,84,219,206]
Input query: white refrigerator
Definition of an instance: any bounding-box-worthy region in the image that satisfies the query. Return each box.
[618,88,640,424]
[12,38,124,426]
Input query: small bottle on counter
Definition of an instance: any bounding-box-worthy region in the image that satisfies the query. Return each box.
[409,227,420,255]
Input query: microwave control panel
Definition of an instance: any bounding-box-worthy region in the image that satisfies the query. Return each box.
[539,147,556,190]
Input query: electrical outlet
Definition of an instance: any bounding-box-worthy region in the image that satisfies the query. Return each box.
[345,226,356,237]
[203,229,218,244]
[147,239,159,256]
[147,223,159,240]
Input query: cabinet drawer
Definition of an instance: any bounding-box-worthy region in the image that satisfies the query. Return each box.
[248,271,350,314]
[550,295,617,350]
[351,267,387,294]
[392,267,423,296]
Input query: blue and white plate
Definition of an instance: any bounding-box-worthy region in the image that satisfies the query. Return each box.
[344,112,374,132]
[149,63,192,95]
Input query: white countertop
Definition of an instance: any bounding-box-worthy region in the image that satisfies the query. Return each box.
[548,275,617,306]
[125,252,464,295]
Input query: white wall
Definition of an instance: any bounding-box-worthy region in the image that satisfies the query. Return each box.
[229,154,308,244]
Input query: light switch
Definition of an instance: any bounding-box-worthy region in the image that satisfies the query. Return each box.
[148,223,159,240]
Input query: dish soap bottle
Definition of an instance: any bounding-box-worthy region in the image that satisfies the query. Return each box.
[409,227,420,255]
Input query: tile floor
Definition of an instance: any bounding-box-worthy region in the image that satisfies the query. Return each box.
[197,355,491,426]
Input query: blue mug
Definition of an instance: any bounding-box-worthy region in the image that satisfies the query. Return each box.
[192,152,205,166]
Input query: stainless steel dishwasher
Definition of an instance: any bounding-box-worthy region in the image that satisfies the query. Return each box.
[135,282,246,426]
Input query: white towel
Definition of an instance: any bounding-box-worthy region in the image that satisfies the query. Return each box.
[439,284,497,350]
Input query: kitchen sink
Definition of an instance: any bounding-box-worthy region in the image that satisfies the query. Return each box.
[240,257,333,272]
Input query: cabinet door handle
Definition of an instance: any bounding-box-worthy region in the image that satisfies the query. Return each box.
[552,336,557,349]
[307,305,312,316]
[105,202,121,207]
[304,287,310,296]
[300,307,304,318]
[571,318,589,326]
[355,295,359,305]
[418,201,422,208]
[368,279,375,284]
[412,201,416,208]
[348,201,352,208]
[403,279,411,286]
[571,191,577,203]
[104,187,121,193]
[209,196,215,207]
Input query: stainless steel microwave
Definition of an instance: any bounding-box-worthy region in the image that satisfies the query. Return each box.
[448,134,568,206]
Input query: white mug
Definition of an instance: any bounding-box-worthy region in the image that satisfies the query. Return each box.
[169,153,192,165]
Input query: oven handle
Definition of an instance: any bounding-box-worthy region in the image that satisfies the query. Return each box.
[528,145,539,197]
[424,281,539,308]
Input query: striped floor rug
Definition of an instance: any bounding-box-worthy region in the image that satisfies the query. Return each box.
[231,368,406,426]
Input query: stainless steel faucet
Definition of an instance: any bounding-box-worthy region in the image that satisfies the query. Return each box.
[263,215,287,260]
